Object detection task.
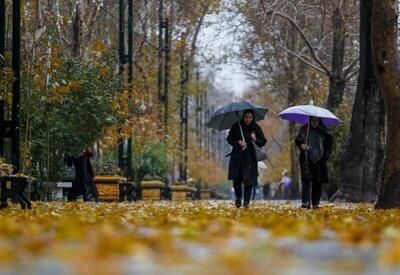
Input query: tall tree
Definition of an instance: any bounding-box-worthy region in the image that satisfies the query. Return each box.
[372,0,400,209]
[340,0,385,202]
[261,0,359,111]
[285,22,304,199]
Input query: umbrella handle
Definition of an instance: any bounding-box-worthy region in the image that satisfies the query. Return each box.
[305,119,310,145]
[236,112,245,140]
[236,111,247,151]
[304,120,310,166]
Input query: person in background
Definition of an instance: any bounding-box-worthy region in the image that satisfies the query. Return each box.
[262,183,270,200]
[280,170,291,200]
[67,147,99,202]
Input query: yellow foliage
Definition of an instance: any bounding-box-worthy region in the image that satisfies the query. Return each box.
[263,141,291,183]
[0,202,399,272]
[175,40,187,49]
[20,142,32,169]
[90,41,107,54]
[380,236,400,266]
[68,80,81,90]
[0,52,14,104]
[99,66,109,77]
[55,85,70,95]
[99,125,121,151]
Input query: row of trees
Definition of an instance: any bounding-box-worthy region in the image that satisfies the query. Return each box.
[1,0,399,207]
[0,0,227,187]
[231,0,400,208]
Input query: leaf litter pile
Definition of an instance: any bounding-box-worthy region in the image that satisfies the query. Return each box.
[1,201,400,274]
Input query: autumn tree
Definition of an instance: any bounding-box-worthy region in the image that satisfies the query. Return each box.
[232,0,357,197]
[340,0,385,202]
[258,0,359,111]
[372,0,400,209]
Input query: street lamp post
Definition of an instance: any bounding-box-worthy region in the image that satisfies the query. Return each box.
[11,0,21,172]
[126,0,133,178]
[0,0,6,157]
[0,0,21,169]
[118,0,126,172]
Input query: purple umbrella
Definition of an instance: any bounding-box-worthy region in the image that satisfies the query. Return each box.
[278,102,341,165]
[278,104,341,126]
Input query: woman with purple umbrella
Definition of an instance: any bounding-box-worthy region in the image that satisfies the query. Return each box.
[295,117,333,209]
[279,102,340,209]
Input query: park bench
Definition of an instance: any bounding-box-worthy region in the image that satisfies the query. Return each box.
[44,182,73,200]
[0,175,33,209]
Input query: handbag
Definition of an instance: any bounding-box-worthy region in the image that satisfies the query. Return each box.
[252,141,267,161]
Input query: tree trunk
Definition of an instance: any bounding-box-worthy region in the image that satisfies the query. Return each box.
[372,0,400,209]
[326,6,346,111]
[72,3,81,57]
[286,70,300,199]
[340,0,385,202]
[286,22,301,199]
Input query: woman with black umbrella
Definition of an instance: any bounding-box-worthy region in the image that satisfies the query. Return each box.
[227,109,267,208]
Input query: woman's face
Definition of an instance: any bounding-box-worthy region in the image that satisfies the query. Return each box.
[244,113,254,125]
[310,117,320,128]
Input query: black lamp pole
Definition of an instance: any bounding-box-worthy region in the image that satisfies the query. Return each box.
[118,0,126,172]
[11,0,21,172]
[0,0,6,157]
[126,0,133,178]
[163,18,170,133]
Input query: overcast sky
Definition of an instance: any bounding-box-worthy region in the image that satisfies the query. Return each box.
[197,7,254,97]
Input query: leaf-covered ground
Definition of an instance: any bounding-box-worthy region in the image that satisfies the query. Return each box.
[1,201,400,274]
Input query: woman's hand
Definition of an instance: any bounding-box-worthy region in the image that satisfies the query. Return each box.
[238,140,247,148]
[301,144,309,150]
[251,132,256,141]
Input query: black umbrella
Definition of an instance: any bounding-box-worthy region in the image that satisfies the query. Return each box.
[207,101,268,130]
[207,101,268,141]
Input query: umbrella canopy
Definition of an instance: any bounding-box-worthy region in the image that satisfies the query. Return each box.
[278,104,341,126]
[207,101,268,131]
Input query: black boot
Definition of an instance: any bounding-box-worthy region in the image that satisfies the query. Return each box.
[243,186,252,209]
[235,199,242,208]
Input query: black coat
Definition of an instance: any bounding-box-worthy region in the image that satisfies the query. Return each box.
[295,124,333,183]
[227,121,267,186]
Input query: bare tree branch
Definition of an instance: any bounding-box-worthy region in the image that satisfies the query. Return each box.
[344,57,359,76]
[263,9,331,74]
[278,45,328,74]
[189,4,210,62]
[344,68,359,82]
[55,0,72,46]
